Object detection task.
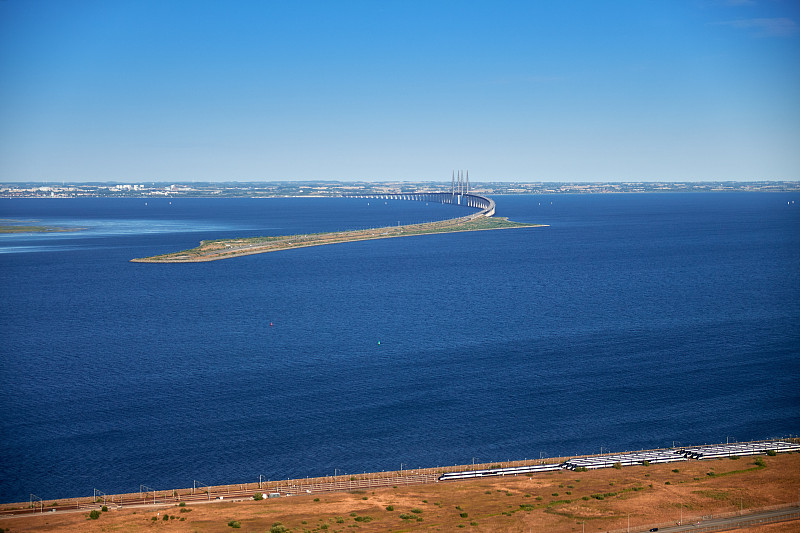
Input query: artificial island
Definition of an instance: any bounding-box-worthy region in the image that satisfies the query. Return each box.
[0,223,85,233]
[132,175,544,263]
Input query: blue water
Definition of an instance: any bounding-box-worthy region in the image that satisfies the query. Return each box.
[1,194,798,503]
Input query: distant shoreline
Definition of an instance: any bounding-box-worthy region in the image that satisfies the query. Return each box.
[3,179,799,199]
[132,216,544,263]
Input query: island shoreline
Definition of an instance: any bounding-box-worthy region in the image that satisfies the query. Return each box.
[131,216,546,263]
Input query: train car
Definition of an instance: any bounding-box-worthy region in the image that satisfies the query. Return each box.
[438,463,563,481]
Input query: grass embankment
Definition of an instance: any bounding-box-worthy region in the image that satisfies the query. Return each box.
[3,454,799,532]
[131,216,542,263]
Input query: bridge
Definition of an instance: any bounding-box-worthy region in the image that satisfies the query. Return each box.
[131,172,511,262]
[346,171,496,218]
[346,192,495,218]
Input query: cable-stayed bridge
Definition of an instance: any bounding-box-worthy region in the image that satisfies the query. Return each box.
[345,170,496,218]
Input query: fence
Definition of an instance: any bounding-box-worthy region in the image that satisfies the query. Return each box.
[4,437,799,514]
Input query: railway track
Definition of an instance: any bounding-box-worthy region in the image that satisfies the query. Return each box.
[0,474,439,517]
[3,440,797,518]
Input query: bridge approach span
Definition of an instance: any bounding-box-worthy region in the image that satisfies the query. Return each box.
[346,192,496,218]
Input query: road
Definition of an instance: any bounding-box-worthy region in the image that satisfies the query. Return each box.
[640,506,800,532]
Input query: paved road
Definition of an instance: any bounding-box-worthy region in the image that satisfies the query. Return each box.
[640,506,799,532]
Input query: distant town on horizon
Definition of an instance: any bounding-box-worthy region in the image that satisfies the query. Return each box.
[2,180,799,198]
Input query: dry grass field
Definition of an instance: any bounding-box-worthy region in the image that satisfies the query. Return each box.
[2,453,798,532]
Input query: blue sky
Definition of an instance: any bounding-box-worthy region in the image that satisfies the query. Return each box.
[1,0,798,182]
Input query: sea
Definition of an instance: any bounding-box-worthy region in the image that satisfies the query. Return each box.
[0,193,798,503]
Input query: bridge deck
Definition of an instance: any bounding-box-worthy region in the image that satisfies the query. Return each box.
[346,192,496,217]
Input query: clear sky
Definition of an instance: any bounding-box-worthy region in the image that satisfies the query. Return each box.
[1,0,798,182]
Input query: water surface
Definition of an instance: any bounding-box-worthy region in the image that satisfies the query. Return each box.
[0,194,797,503]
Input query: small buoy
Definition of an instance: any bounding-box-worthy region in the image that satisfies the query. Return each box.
[270,322,274,327]
[377,341,381,345]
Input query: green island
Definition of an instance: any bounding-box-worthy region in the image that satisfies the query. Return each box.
[131,216,543,263]
[0,223,85,234]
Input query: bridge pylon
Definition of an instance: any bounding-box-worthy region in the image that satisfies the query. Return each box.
[452,170,469,203]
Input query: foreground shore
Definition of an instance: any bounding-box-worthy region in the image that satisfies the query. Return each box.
[131,216,542,263]
[3,453,798,532]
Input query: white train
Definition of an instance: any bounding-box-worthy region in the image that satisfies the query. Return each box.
[437,440,798,481]
[438,463,562,481]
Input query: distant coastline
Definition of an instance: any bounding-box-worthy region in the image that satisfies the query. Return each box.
[2,180,798,199]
